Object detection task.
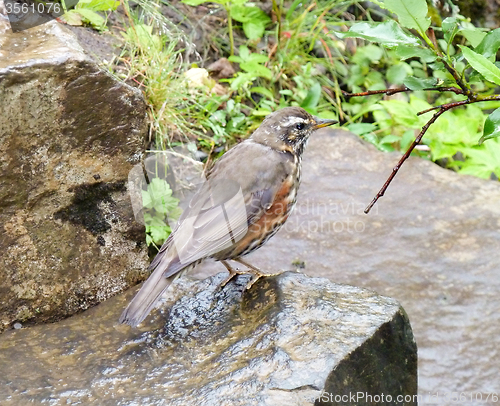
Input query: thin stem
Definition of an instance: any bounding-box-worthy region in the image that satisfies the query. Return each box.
[272,0,282,47]
[226,4,234,56]
[342,87,410,98]
[364,107,449,213]
[343,86,467,99]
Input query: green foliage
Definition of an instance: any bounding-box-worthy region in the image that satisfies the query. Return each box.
[339,20,419,47]
[459,46,500,86]
[181,0,270,54]
[61,0,119,31]
[142,178,182,247]
[377,0,430,34]
[228,46,272,80]
[202,99,247,144]
[230,3,271,40]
[481,108,500,143]
[342,0,500,180]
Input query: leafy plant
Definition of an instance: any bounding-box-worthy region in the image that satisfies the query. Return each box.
[142,177,182,248]
[339,0,500,211]
[60,0,119,31]
[228,45,272,80]
[181,0,270,54]
[202,99,247,144]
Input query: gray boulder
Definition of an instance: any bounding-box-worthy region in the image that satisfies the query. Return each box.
[0,15,149,331]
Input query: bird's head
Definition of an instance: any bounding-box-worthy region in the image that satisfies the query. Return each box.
[251,107,337,156]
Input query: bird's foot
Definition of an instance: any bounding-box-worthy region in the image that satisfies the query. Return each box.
[219,260,249,288]
[220,259,282,290]
[234,258,281,290]
[244,270,281,290]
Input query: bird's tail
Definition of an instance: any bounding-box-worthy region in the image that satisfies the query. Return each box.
[119,257,183,327]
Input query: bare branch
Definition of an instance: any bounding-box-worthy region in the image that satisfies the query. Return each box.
[342,87,409,98]
[364,107,448,214]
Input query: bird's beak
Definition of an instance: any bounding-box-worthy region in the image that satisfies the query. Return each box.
[313,117,338,129]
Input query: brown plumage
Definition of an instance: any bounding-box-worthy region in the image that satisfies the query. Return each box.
[119,107,336,327]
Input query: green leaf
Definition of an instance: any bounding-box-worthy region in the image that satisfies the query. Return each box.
[239,45,250,60]
[459,45,500,86]
[428,141,459,160]
[461,29,487,48]
[401,129,416,150]
[240,62,272,79]
[403,76,437,90]
[347,123,377,136]
[74,8,106,29]
[252,109,272,116]
[144,213,171,246]
[230,4,252,22]
[227,55,243,63]
[229,72,255,90]
[395,45,436,62]
[380,99,422,128]
[122,24,162,51]
[380,134,401,144]
[250,87,274,99]
[386,63,410,84]
[381,0,430,33]
[146,178,179,215]
[475,28,500,61]
[243,20,267,40]
[61,9,83,25]
[458,141,500,179]
[78,0,119,11]
[300,82,322,112]
[362,132,379,147]
[442,17,460,44]
[247,53,269,63]
[231,5,271,39]
[339,20,420,47]
[285,0,302,20]
[480,107,500,143]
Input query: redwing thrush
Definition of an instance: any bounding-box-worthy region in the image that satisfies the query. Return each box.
[120,107,337,326]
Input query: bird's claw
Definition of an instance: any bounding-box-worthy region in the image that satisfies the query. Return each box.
[220,259,281,290]
[244,270,282,290]
[220,268,248,288]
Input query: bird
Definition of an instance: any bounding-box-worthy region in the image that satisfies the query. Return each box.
[119,106,337,327]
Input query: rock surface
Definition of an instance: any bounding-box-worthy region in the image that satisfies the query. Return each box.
[0,15,149,330]
[0,272,417,405]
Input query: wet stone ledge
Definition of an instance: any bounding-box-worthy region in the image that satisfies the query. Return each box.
[0,271,417,405]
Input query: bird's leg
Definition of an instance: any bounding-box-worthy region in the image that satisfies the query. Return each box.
[219,260,249,288]
[233,258,282,290]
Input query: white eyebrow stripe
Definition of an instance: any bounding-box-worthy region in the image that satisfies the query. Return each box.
[281,116,307,127]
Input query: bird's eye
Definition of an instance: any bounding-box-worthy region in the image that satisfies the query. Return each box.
[296,122,305,130]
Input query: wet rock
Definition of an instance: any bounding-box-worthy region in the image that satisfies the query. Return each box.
[0,15,149,331]
[0,272,417,405]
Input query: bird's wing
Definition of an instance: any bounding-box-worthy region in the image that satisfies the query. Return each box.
[151,142,293,277]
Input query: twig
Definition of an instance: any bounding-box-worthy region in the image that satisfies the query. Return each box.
[343,86,466,99]
[364,107,448,213]
[417,99,468,115]
[342,87,410,98]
